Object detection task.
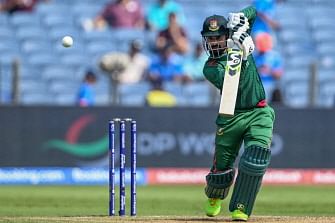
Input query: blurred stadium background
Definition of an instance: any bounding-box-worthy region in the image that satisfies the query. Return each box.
[0,0,335,107]
[0,0,335,221]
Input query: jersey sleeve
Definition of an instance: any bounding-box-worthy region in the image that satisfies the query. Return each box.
[203,59,224,90]
[240,6,257,34]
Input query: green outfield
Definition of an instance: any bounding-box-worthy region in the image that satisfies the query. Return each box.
[0,185,334,222]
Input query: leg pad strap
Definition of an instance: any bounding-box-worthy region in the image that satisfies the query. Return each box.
[205,169,235,199]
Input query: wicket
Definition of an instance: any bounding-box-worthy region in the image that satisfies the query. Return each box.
[108,118,137,217]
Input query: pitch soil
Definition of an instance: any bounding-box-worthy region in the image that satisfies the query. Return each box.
[1,216,335,223]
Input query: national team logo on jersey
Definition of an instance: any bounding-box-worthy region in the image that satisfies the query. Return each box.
[209,19,219,31]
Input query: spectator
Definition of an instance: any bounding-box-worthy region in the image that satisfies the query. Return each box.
[183,42,207,82]
[77,70,97,107]
[252,0,281,37]
[93,0,144,30]
[119,39,149,84]
[99,39,149,84]
[146,0,185,31]
[147,46,187,84]
[156,12,189,55]
[254,32,284,100]
[0,0,41,14]
[145,78,177,107]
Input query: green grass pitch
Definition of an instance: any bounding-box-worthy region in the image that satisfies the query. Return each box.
[0,185,334,222]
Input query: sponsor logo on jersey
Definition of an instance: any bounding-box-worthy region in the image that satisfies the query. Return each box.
[217,127,224,135]
[227,48,243,76]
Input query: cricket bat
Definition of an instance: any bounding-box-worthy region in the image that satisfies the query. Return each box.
[218,44,243,116]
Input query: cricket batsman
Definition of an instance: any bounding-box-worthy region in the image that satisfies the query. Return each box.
[201,6,275,221]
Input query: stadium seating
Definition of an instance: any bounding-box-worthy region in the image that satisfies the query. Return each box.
[44,14,74,28]
[119,82,150,106]
[16,26,47,42]
[54,93,77,105]
[20,93,52,105]
[183,82,211,106]
[0,0,334,107]
[42,66,77,81]
[318,81,335,107]
[19,65,39,80]
[0,13,9,26]
[10,13,40,27]
[283,82,310,108]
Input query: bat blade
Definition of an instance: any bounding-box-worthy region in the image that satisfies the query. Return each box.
[219,46,243,116]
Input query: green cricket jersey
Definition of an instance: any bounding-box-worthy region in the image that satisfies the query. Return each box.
[203,6,266,115]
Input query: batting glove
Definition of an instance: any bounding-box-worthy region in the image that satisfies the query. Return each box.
[226,38,235,48]
[232,31,254,60]
[227,12,249,33]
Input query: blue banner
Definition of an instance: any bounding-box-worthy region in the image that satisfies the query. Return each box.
[0,168,147,185]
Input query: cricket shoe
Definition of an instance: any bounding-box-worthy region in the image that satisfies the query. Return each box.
[231,209,248,221]
[205,198,222,217]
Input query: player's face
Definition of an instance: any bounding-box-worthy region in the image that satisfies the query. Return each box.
[203,35,227,58]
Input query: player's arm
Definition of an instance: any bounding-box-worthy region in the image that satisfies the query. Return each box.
[203,59,224,90]
[240,6,257,33]
[227,7,256,60]
[227,6,256,35]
